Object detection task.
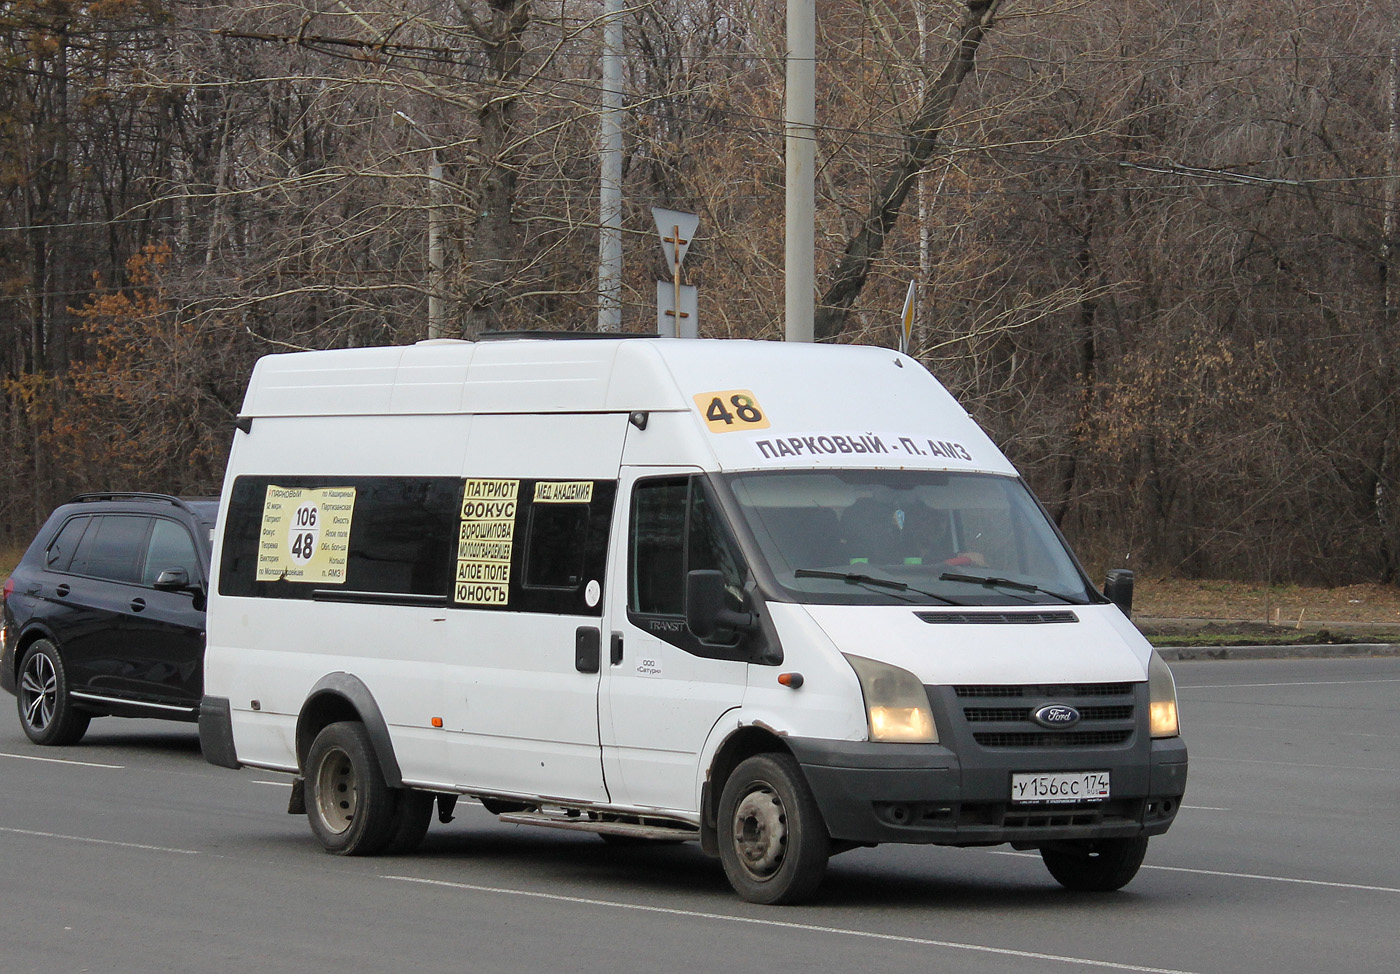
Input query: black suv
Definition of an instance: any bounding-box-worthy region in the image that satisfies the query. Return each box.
[1,493,216,744]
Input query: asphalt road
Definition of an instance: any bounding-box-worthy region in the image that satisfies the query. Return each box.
[2,657,1397,974]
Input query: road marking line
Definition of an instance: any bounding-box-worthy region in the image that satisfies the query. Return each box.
[1181,805,1229,811]
[1188,755,1395,773]
[382,874,1202,974]
[1140,863,1400,893]
[0,751,123,769]
[0,826,198,855]
[987,851,1400,894]
[251,779,294,787]
[1179,678,1400,689]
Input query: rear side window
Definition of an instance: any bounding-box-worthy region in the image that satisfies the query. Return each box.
[220,477,458,601]
[45,515,92,572]
[71,515,151,583]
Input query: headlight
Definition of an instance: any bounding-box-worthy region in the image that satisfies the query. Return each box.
[1148,651,1180,738]
[843,654,938,743]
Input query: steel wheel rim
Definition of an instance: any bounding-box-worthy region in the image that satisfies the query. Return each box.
[19,652,56,732]
[314,745,358,835]
[731,781,788,879]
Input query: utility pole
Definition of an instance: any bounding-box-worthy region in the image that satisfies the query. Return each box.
[598,0,625,332]
[427,151,445,339]
[785,0,816,342]
[396,112,446,339]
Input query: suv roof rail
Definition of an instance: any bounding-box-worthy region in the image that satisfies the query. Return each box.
[66,492,205,516]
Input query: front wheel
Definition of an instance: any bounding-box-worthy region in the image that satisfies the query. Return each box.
[1041,836,1149,891]
[304,721,398,855]
[717,753,830,904]
[17,640,91,746]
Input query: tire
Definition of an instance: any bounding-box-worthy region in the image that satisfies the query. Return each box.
[382,789,435,855]
[304,721,398,856]
[16,640,92,746]
[1041,836,1150,892]
[717,753,830,904]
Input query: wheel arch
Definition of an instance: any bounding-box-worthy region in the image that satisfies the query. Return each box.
[699,724,793,856]
[10,624,59,680]
[295,672,404,788]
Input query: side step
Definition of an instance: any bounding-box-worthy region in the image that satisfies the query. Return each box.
[497,809,699,842]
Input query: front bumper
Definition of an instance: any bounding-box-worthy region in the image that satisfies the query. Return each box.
[787,735,1187,846]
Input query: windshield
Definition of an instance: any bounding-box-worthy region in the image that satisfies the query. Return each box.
[725,470,1095,606]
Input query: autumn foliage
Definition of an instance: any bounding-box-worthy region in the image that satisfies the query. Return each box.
[4,1,1400,586]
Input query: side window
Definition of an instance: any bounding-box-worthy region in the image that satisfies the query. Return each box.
[689,487,746,612]
[219,477,458,601]
[629,478,688,615]
[453,478,616,615]
[73,515,150,583]
[524,504,590,588]
[45,516,92,572]
[628,476,750,654]
[143,519,201,586]
[220,475,615,616]
[344,481,458,597]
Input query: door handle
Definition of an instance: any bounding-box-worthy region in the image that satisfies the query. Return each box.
[130,598,147,612]
[610,632,624,665]
[55,583,70,598]
[575,627,600,673]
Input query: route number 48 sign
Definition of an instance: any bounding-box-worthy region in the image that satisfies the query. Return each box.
[256,486,356,583]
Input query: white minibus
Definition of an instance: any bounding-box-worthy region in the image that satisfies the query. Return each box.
[200,335,1185,904]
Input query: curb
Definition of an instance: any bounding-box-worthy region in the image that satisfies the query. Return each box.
[1156,643,1400,662]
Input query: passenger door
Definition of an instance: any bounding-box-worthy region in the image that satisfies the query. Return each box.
[58,514,154,696]
[599,470,751,813]
[443,413,627,803]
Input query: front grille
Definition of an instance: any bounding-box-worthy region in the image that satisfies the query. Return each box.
[964,707,1032,722]
[972,729,1134,748]
[949,683,1139,749]
[963,705,1134,723]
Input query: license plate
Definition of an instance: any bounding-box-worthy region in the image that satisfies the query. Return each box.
[1010,771,1110,804]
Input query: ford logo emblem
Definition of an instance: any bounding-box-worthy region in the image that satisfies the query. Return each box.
[1032,704,1081,728]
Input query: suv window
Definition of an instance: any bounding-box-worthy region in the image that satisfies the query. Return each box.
[71,515,151,583]
[143,519,201,586]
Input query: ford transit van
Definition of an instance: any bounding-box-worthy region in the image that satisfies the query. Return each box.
[199,335,1186,904]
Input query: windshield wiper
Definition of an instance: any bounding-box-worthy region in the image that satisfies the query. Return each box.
[937,571,1083,604]
[794,569,962,605]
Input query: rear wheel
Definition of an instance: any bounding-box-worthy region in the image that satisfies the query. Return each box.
[717,753,830,904]
[1041,836,1149,891]
[17,640,91,746]
[305,721,398,855]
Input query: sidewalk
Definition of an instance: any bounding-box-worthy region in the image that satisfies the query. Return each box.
[1155,642,1400,661]
[1138,615,1400,661]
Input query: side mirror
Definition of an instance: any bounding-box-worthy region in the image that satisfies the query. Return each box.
[154,568,193,592]
[1104,569,1134,618]
[685,570,755,642]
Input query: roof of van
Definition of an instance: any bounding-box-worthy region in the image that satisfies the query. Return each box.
[238,337,1015,475]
